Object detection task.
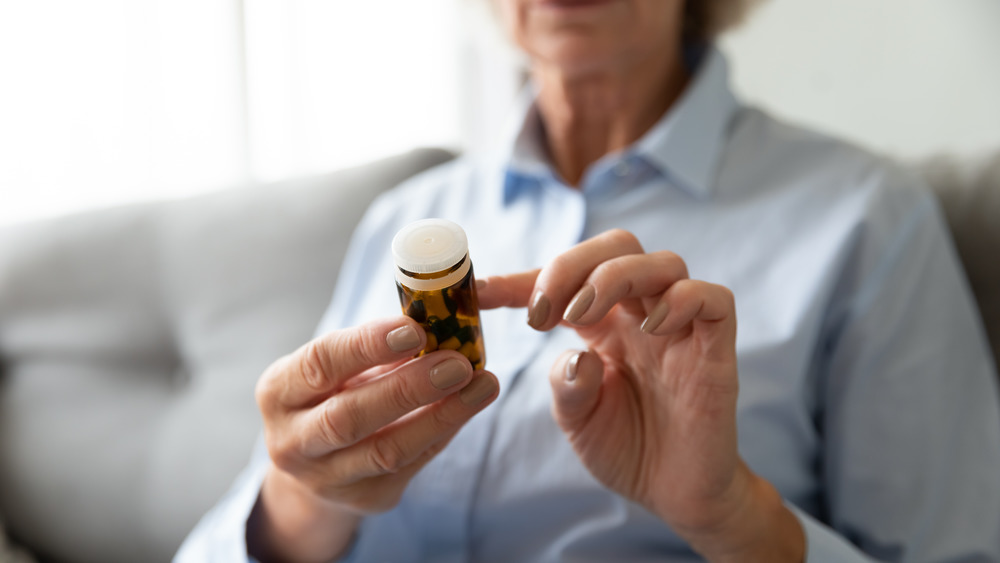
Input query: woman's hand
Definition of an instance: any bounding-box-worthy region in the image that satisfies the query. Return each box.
[478,229,803,562]
[248,316,499,563]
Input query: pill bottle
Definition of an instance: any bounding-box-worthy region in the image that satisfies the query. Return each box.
[392,219,486,370]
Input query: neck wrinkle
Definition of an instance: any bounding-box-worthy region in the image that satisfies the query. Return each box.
[530,46,690,188]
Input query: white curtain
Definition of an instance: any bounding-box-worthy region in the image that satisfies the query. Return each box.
[0,0,512,226]
[0,1,247,225]
[243,0,467,181]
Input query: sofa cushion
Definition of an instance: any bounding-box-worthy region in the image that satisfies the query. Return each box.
[0,149,454,563]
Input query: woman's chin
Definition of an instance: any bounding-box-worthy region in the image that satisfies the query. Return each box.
[529,37,628,76]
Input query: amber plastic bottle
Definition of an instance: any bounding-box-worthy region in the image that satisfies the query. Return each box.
[391,219,486,370]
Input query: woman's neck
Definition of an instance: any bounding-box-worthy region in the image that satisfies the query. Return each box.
[531,49,689,187]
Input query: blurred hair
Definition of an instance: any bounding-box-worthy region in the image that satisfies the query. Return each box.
[685,0,765,41]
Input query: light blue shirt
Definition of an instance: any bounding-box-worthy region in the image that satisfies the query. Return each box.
[176,48,1000,562]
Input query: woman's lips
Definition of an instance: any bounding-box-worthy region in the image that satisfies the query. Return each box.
[536,0,617,8]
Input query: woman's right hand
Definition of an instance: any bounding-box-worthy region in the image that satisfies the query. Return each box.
[248,316,499,563]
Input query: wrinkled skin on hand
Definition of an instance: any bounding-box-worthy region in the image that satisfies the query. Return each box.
[478,229,802,561]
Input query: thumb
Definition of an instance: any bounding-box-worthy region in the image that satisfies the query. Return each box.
[549,349,604,434]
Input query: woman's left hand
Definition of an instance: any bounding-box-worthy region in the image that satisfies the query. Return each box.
[478,229,804,562]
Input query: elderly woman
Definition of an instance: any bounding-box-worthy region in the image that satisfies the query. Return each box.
[178,0,1000,561]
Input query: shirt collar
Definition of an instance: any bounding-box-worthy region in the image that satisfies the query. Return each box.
[495,86,552,206]
[496,46,740,204]
[636,47,739,198]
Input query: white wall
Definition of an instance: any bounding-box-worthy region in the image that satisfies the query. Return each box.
[719,0,1000,159]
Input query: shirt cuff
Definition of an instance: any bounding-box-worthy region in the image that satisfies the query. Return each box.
[173,439,270,563]
[785,503,875,562]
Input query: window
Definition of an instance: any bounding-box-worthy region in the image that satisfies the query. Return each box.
[0,0,504,226]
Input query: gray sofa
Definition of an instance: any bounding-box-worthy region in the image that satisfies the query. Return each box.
[0,147,997,563]
[0,149,454,563]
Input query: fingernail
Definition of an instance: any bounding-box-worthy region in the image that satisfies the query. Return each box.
[566,351,582,382]
[386,325,421,352]
[476,278,488,291]
[429,358,469,390]
[459,374,498,406]
[563,284,596,324]
[640,302,670,334]
[527,290,550,329]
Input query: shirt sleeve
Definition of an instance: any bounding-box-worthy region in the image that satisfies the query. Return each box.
[172,439,269,563]
[781,504,875,561]
[172,184,421,562]
[814,167,1000,561]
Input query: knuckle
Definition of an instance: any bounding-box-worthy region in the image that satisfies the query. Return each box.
[386,376,424,414]
[675,278,700,299]
[591,258,626,283]
[716,284,736,307]
[606,228,641,250]
[429,402,463,431]
[255,355,293,412]
[299,341,330,391]
[590,260,633,301]
[369,438,407,474]
[355,324,386,366]
[254,373,276,412]
[547,253,575,279]
[658,250,689,278]
[265,433,298,472]
[318,397,361,449]
[332,324,384,369]
[269,446,297,473]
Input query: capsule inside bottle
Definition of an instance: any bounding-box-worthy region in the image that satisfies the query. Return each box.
[392,220,486,370]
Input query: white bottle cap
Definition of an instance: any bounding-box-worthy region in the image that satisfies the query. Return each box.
[392,218,469,274]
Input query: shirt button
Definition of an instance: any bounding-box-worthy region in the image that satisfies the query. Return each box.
[613,160,631,177]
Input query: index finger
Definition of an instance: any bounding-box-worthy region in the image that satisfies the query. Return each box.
[258,316,426,410]
[479,230,644,331]
[528,229,644,331]
[476,269,539,310]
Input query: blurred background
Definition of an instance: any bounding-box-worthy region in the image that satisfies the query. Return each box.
[1,0,999,225]
[2,3,1000,561]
